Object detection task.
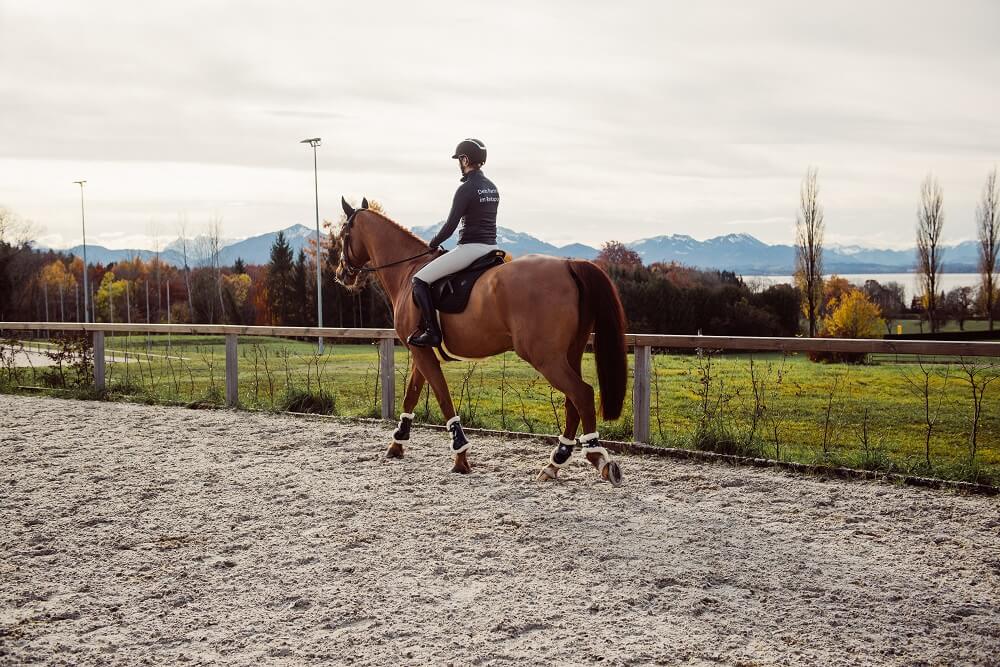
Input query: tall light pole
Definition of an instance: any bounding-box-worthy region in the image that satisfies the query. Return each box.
[73,180,90,323]
[300,137,324,352]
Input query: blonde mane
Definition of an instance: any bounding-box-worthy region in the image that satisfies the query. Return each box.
[361,208,427,246]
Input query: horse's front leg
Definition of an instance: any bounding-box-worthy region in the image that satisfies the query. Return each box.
[412,349,471,474]
[387,359,425,459]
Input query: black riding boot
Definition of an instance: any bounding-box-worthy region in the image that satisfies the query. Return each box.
[407,277,442,348]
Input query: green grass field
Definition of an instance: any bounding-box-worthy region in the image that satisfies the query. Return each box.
[3,333,998,485]
[887,318,998,335]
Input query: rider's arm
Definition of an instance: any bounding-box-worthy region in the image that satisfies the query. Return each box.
[429,183,472,248]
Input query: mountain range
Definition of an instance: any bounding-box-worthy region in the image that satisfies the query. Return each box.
[43,223,984,274]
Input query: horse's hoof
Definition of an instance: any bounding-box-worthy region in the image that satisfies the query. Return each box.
[450,462,471,474]
[385,442,404,459]
[603,461,623,487]
[536,465,559,482]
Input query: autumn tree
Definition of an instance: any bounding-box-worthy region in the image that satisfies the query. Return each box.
[822,275,853,315]
[38,260,78,321]
[916,174,945,333]
[977,167,999,329]
[794,167,824,337]
[595,241,642,269]
[94,271,129,323]
[822,290,885,339]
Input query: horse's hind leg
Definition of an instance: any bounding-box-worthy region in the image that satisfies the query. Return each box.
[534,351,622,487]
[387,360,424,459]
[539,337,586,481]
[411,349,471,474]
[561,333,588,440]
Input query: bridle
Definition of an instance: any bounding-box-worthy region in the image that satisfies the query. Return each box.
[338,210,436,278]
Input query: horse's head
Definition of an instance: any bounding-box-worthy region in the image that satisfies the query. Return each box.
[334,196,372,291]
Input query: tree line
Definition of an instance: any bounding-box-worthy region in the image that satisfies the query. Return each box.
[794,166,1000,335]
[2,165,998,340]
[0,211,391,329]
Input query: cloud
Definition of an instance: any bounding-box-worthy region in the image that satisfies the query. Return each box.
[1,1,998,251]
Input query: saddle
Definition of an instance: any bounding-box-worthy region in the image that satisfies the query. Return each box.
[430,250,508,314]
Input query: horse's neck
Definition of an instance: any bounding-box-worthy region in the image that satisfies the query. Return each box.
[358,214,427,306]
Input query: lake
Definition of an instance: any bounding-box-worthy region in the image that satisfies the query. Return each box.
[743,273,983,301]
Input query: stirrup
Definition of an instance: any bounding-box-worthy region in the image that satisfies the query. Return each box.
[407,328,441,348]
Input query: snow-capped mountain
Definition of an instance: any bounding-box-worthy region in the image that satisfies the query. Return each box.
[45,223,985,274]
[50,224,317,268]
[410,224,599,259]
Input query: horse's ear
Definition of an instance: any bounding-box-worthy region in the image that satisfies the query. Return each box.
[341,196,354,218]
[361,197,369,210]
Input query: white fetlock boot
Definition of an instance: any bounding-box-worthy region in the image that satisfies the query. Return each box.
[537,435,575,482]
[580,432,622,487]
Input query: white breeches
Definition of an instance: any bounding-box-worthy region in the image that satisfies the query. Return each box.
[413,243,499,284]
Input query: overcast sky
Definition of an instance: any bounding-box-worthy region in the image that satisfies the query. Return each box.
[1,1,998,251]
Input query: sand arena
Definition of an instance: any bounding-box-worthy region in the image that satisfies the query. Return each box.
[1,395,998,665]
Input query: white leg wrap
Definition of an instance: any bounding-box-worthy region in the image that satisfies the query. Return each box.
[446,416,471,454]
[579,432,600,444]
[393,412,416,444]
[581,436,612,474]
[558,435,576,446]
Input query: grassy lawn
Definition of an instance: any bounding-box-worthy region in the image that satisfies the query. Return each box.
[3,333,998,485]
[887,318,997,335]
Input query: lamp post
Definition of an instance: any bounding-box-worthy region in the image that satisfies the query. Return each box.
[73,180,90,323]
[300,137,324,352]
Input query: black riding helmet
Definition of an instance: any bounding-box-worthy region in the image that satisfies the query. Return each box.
[452,138,487,165]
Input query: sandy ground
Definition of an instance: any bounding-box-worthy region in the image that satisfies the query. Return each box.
[1,347,141,368]
[1,395,998,666]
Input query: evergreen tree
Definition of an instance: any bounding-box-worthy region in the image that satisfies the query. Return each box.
[292,248,310,326]
[233,257,246,274]
[267,231,295,325]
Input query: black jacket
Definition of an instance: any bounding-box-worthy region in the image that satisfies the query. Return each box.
[429,169,499,247]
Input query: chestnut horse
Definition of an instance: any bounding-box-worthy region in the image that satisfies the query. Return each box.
[335,198,627,485]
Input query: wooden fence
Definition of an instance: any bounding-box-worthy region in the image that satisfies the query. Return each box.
[3,321,1000,444]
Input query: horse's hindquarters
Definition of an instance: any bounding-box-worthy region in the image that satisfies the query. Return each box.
[438,255,580,360]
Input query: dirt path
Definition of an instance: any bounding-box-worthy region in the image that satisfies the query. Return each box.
[1,395,998,665]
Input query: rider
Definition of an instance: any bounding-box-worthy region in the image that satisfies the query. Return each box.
[407,138,500,347]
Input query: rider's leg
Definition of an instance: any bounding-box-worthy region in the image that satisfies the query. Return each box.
[407,278,441,348]
[408,244,498,347]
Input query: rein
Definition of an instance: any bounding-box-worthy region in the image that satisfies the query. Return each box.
[340,210,436,276]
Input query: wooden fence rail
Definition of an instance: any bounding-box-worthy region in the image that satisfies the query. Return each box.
[3,322,1000,444]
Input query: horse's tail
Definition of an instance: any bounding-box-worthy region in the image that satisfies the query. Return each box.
[568,260,627,420]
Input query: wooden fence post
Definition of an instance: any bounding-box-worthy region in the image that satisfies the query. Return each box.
[632,344,651,443]
[94,330,105,391]
[225,334,238,407]
[379,338,395,420]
